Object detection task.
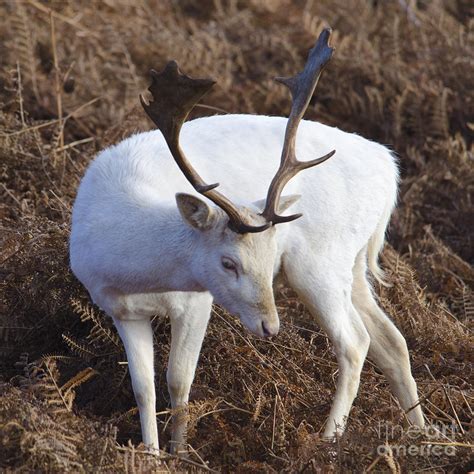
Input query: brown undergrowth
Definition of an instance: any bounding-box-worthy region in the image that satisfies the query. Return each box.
[0,0,472,472]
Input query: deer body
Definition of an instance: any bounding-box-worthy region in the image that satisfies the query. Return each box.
[71,114,424,452]
[71,115,389,294]
[71,29,424,455]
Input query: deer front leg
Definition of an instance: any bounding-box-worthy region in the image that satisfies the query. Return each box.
[113,317,158,452]
[165,292,213,455]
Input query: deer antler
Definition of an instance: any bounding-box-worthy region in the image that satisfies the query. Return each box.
[141,30,334,233]
[140,61,270,233]
[261,28,336,224]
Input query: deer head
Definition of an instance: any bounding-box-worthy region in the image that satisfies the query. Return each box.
[140,29,335,337]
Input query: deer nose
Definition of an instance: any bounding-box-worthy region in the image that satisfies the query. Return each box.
[262,321,278,338]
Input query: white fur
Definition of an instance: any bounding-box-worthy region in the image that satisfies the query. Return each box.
[70,114,424,453]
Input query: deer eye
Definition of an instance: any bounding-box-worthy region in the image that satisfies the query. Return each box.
[221,257,237,273]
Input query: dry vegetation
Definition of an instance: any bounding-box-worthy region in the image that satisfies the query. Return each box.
[1,0,473,472]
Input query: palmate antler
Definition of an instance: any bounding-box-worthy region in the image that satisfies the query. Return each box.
[140,29,335,233]
[261,28,335,224]
[140,61,270,233]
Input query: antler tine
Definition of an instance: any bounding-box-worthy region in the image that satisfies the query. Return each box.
[141,61,270,233]
[261,28,336,224]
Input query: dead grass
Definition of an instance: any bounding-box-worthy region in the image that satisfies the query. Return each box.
[0,0,472,472]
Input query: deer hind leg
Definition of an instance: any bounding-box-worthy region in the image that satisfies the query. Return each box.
[284,255,370,438]
[352,247,425,427]
[162,292,213,455]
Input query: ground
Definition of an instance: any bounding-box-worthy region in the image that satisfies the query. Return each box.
[0,0,472,472]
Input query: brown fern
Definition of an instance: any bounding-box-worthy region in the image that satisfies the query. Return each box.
[12,2,39,101]
[70,299,120,348]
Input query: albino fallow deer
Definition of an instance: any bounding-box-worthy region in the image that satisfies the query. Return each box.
[70,29,424,454]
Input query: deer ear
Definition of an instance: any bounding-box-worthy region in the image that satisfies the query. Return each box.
[251,194,301,214]
[176,193,215,230]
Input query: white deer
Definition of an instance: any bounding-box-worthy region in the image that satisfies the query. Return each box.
[70,30,424,454]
